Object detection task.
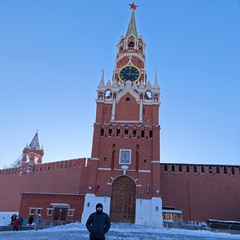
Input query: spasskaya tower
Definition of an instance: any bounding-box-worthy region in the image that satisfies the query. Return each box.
[82,3,162,226]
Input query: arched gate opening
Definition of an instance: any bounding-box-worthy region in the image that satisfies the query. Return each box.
[110,176,136,223]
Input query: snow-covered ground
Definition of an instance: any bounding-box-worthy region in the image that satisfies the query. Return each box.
[0,212,16,226]
[1,221,240,240]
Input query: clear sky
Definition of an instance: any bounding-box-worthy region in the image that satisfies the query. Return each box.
[0,0,239,169]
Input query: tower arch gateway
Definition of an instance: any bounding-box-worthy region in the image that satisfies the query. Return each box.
[110,176,136,223]
[81,3,162,226]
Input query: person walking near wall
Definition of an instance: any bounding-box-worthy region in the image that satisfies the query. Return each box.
[13,218,19,231]
[28,215,34,225]
[18,216,23,230]
[86,203,111,240]
[10,214,15,225]
[35,215,41,230]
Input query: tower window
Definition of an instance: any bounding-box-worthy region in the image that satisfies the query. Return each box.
[201,166,205,174]
[100,128,104,136]
[144,158,147,163]
[104,155,107,161]
[125,129,128,135]
[145,91,152,100]
[231,167,235,175]
[216,166,220,174]
[133,129,136,137]
[209,166,212,174]
[126,97,130,102]
[149,129,153,138]
[194,165,197,173]
[171,165,175,172]
[141,130,144,138]
[179,165,182,172]
[104,90,112,99]
[186,165,189,173]
[128,41,134,47]
[108,128,112,136]
[117,129,120,137]
[224,166,227,174]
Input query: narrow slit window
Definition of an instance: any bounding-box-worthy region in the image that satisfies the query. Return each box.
[149,129,153,138]
[133,129,136,137]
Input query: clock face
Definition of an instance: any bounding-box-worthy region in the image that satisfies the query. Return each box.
[118,65,140,82]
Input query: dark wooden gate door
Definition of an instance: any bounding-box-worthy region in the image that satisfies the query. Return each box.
[53,208,67,221]
[110,176,136,223]
[53,208,60,220]
[60,208,67,220]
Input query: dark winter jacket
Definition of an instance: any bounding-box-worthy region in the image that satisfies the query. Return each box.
[86,209,111,239]
[18,216,23,226]
[28,215,34,224]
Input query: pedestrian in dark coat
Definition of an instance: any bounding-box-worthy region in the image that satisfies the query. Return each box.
[10,214,15,225]
[18,216,23,230]
[28,215,34,225]
[86,203,111,240]
[13,218,19,231]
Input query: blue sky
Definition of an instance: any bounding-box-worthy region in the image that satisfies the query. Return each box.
[0,0,239,169]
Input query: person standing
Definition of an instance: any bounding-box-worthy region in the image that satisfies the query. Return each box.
[10,214,15,225]
[13,218,19,231]
[18,216,23,230]
[86,203,111,240]
[35,215,41,230]
[28,215,34,225]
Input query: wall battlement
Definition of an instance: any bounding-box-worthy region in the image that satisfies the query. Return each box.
[161,163,240,177]
[0,158,87,176]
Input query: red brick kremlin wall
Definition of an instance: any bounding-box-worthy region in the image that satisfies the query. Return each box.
[160,163,240,221]
[0,158,88,211]
[0,160,239,222]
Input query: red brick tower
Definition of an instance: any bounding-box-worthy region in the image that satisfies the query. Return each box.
[20,131,44,175]
[82,3,162,225]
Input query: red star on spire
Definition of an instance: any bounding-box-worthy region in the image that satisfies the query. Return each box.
[129,2,138,11]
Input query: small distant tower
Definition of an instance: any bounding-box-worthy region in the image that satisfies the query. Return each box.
[22,131,44,164]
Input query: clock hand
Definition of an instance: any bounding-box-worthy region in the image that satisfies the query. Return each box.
[128,67,132,76]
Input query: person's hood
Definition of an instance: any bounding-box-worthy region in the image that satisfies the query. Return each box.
[96,203,103,213]
[96,203,103,209]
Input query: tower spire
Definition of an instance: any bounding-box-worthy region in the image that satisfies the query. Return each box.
[98,69,105,87]
[126,2,138,37]
[29,130,40,150]
[21,130,44,164]
[153,71,160,88]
